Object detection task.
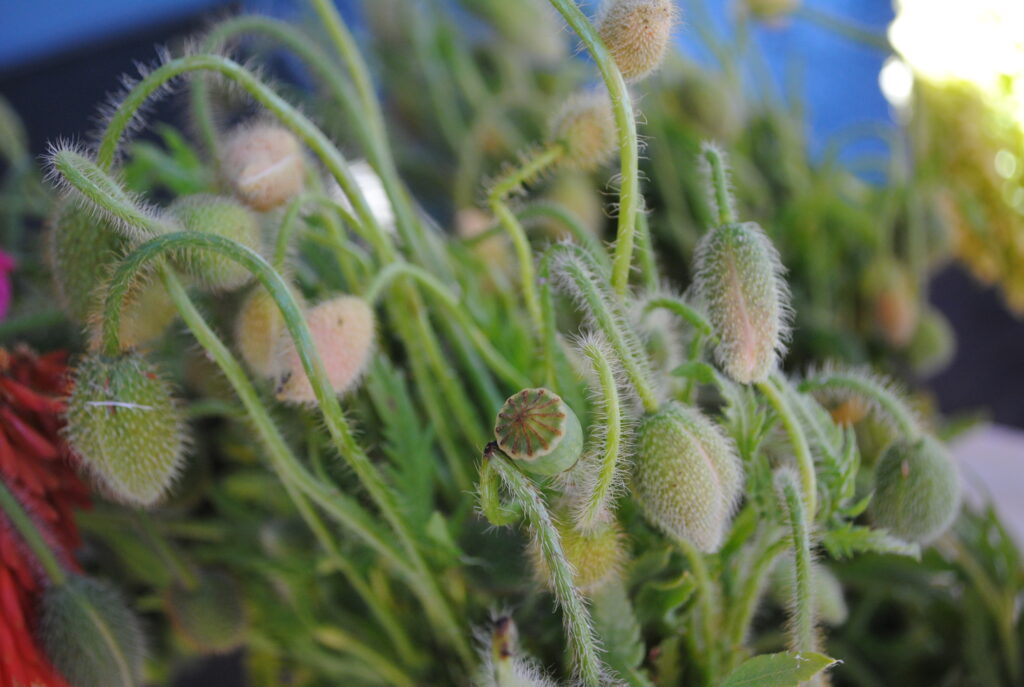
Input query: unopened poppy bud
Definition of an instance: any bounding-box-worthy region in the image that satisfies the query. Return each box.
[864,258,918,348]
[693,221,791,384]
[275,295,375,404]
[494,388,584,477]
[87,273,179,351]
[633,402,742,552]
[168,194,263,292]
[166,569,247,654]
[596,0,677,81]
[235,284,303,378]
[221,123,305,211]
[38,575,146,687]
[552,91,617,171]
[529,515,625,594]
[47,202,123,323]
[66,353,188,506]
[871,436,960,544]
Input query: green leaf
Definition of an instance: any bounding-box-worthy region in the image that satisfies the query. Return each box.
[671,361,718,385]
[719,651,837,687]
[821,524,920,560]
[591,580,653,687]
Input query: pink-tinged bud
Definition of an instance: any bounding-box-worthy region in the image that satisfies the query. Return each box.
[596,0,677,82]
[221,123,305,211]
[275,295,375,404]
[552,91,617,171]
[693,222,791,384]
[235,284,304,378]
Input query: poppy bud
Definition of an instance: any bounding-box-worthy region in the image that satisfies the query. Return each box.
[528,515,625,594]
[552,91,617,171]
[693,222,791,384]
[221,123,305,211]
[275,295,375,404]
[596,0,677,81]
[871,436,961,544]
[235,284,303,378]
[633,402,742,552]
[494,388,584,477]
[167,194,263,292]
[47,202,123,323]
[864,258,918,348]
[165,569,247,654]
[38,575,146,687]
[66,353,188,507]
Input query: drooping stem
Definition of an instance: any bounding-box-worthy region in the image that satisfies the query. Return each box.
[477,454,521,527]
[487,446,606,686]
[574,340,625,532]
[546,0,640,296]
[757,375,817,519]
[0,478,66,585]
[488,144,565,333]
[364,262,530,390]
[799,371,921,439]
[644,296,713,335]
[776,470,818,660]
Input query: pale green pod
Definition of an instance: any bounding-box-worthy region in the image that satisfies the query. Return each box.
[47,201,124,323]
[633,402,743,552]
[693,221,791,384]
[529,516,626,594]
[596,0,677,82]
[66,353,188,507]
[494,388,584,477]
[38,575,146,687]
[551,91,617,171]
[871,436,961,544]
[167,194,263,291]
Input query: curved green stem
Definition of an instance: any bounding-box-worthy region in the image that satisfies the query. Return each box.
[273,196,304,272]
[757,375,817,519]
[635,211,659,291]
[644,296,713,335]
[702,144,736,226]
[799,372,921,439]
[487,445,606,686]
[775,470,818,661]
[477,453,521,527]
[546,0,640,296]
[574,340,624,532]
[727,535,788,650]
[364,262,531,390]
[0,478,66,585]
[675,535,720,684]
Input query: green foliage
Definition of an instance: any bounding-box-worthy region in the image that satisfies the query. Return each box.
[719,651,837,687]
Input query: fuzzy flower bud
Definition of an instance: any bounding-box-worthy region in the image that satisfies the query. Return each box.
[871,436,961,544]
[234,284,303,378]
[529,516,625,594]
[275,295,375,404]
[864,258,918,348]
[494,388,584,477]
[66,353,188,506]
[693,222,791,384]
[168,194,263,292]
[165,569,247,654]
[633,402,742,552]
[47,202,123,323]
[38,575,146,687]
[596,0,676,81]
[552,91,617,171]
[221,123,305,211]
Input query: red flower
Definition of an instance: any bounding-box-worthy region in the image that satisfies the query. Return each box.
[0,347,89,687]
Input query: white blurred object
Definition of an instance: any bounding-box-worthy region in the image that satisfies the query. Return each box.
[952,424,1024,549]
[326,160,396,234]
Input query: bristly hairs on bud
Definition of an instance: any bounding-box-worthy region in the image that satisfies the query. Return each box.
[551,90,618,171]
[699,141,737,227]
[595,0,679,82]
[800,363,923,438]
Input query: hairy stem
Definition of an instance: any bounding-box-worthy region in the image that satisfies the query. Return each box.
[799,372,921,439]
[776,470,818,663]
[0,478,66,585]
[702,144,736,226]
[676,535,720,684]
[757,375,817,519]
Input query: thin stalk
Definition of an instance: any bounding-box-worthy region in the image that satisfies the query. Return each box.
[477,455,521,527]
[703,144,735,226]
[364,262,531,390]
[0,478,66,585]
[487,446,606,686]
[757,375,817,519]
[644,296,713,335]
[546,0,640,296]
[273,197,304,272]
[776,470,818,662]
[635,211,660,291]
[675,535,720,684]
[313,625,417,687]
[799,372,921,439]
[794,6,891,51]
[574,340,624,531]
[488,144,565,333]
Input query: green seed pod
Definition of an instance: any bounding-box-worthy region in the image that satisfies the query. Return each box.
[38,575,146,687]
[221,123,305,212]
[693,222,791,384]
[47,201,124,323]
[235,284,303,378]
[86,272,179,351]
[275,295,376,404]
[633,402,742,552]
[165,569,247,654]
[596,0,676,81]
[529,516,626,594]
[66,353,188,507]
[871,436,961,544]
[494,388,584,477]
[167,194,263,291]
[552,91,617,171]
[908,306,956,377]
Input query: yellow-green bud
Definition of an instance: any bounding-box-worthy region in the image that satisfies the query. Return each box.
[168,194,263,291]
[596,0,677,81]
[235,284,303,378]
[494,388,584,477]
[529,516,626,594]
[66,353,188,506]
[47,202,123,323]
[633,402,743,552]
[221,123,305,211]
[871,436,961,544]
[552,91,617,171]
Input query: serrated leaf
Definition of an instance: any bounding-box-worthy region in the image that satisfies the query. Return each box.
[719,651,837,687]
[821,524,920,560]
[591,580,652,686]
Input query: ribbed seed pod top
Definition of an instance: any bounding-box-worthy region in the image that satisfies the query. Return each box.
[693,222,791,384]
[167,194,263,292]
[871,436,961,544]
[494,388,584,477]
[65,353,188,507]
[596,0,676,81]
[633,402,742,552]
[221,123,305,212]
[551,91,617,171]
